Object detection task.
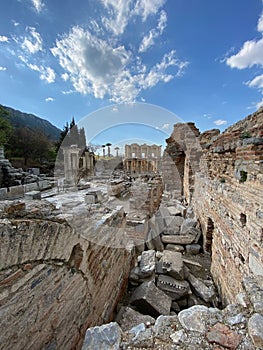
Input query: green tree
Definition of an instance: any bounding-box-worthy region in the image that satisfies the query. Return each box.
[7,127,54,166]
[0,106,13,146]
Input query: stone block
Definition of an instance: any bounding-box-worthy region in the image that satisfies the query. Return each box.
[178,305,212,334]
[85,194,96,204]
[249,253,263,276]
[206,322,241,349]
[130,281,172,317]
[186,244,201,254]
[157,274,190,300]
[116,306,155,332]
[161,234,196,245]
[161,250,185,280]
[180,218,197,235]
[8,185,24,199]
[248,313,263,348]
[165,244,184,252]
[0,187,7,200]
[187,273,215,303]
[25,191,41,200]
[140,250,156,277]
[81,322,122,350]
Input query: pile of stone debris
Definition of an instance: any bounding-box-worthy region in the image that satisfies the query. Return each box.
[81,195,263,350]
[81,277,263,350]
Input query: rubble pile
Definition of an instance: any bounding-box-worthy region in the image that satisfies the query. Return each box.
[82,275,263,350]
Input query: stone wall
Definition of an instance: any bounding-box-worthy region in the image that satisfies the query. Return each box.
[162,122,202,203]
[192,108,263,305]
[0,200,134,350]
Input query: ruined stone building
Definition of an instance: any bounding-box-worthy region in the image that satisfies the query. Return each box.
[124,143,162,174]
[0,109,262,349]
[62,145,95,185]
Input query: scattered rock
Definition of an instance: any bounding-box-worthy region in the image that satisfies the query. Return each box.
[187,273,215,303]
[248,313,263,348]
[186,244,201,254]
[116,306,155,332]
[140,250,156,277]
[130,281,172,317]
[81,322,122,350]
[165,244,184,252]
[157,274,190,300]
[206,322,241,350]
[162,234,196,245]
[161,250,185,280]
[178,305,217,334]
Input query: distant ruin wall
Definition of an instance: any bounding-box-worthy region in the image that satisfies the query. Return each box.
[192,109,263,305]
[0,201,134,350]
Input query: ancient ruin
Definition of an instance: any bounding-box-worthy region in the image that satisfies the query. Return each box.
[0,108,262,350]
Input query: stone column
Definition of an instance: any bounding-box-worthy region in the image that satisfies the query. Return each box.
[63,146,80,186]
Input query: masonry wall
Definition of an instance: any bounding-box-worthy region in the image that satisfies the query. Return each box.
[192,109,263,305]
[0,201,134,350]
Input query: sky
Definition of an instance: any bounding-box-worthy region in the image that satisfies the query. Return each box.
[0,0,263,145]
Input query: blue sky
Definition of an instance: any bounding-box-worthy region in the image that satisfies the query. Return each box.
[0,0,263,142]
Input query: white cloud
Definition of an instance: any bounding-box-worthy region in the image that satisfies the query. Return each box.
[62,90,75,95]
[214,119,227,126]
[257,12,263,32]
[0,66,7,71]
[133,0,166,21]
[20,57,55,83]
[51,27,187,103]
[226,38,263,69]
[31,0,44,13]
[0,35,9,42]
[161,123,169,129]
[12,20,20,27]
[45,97,54,102]
[21,27,43,54]
[139,10,167,52]
[246,74,263,89]
[225,10,263,109]
[256,98,263,109]
[100,0,166,36]
[101,0,133,36]
[61,72,69,81]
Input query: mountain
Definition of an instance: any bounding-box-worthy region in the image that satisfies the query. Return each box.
[0,104,61,141]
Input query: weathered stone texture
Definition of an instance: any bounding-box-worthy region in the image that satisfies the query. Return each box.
[0,200,134,350]
[192,108,263,304]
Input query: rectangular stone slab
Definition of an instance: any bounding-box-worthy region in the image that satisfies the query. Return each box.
[161,250,185,280]
[130,281,172,318]
[161,234,196,245]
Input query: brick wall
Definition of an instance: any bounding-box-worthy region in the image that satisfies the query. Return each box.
[0,201,134,350]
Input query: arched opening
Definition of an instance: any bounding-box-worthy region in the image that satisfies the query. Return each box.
[69,244,84,270]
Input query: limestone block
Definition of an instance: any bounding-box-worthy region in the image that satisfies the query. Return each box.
[249,253,263,276]
[187,273,215,303]
[248,313,263,348]
[116,306,155,332]
[180,218,197,235]
[165,244,184,252]
[140,250,156,277]
[157,274,190,300]
[130,281,172,317]
[161,234,196,245]
[161,250,185,280]
[0,187,7,200]
[81,322,122,350]
[178,305,217,334]
[25,191,41,200]
[186,244,201,254]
